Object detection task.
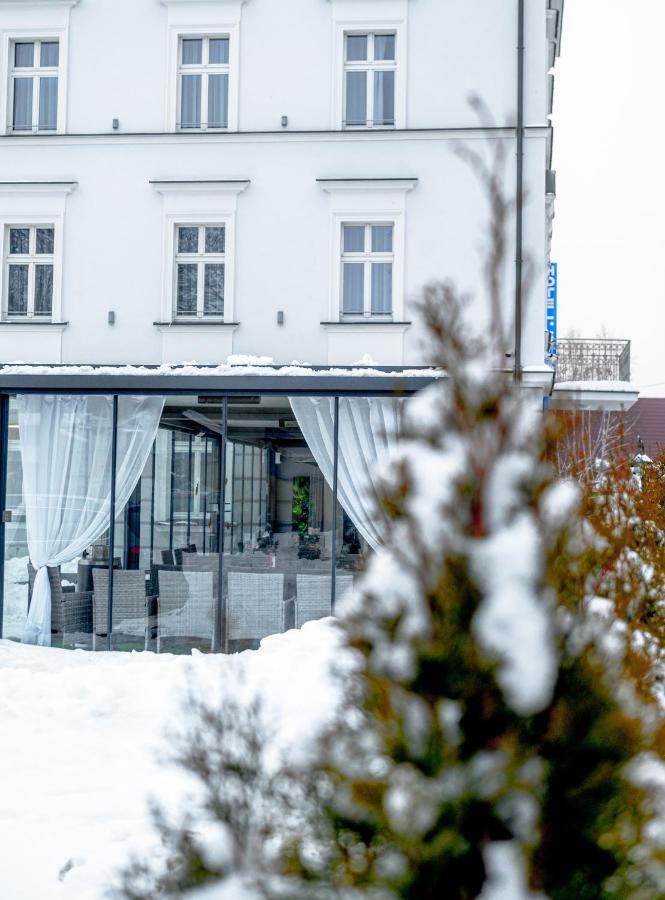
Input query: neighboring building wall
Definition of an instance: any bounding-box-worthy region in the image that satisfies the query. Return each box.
[0,0,557,370]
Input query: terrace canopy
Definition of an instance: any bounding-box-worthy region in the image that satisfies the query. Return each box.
[0,363,436,654]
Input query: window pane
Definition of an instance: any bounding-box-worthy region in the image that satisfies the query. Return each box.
[371,225,393,253]
[14,43,34,68]
[345,71,367,125]
[180,74,201,128]
[209,38,229,65]
[207,74,228,128]
[176,264,198,315]
[346,35,367,61]
[342,263,364,314]
[178,226,199,254]
[34,265,53,315]
[205,227,225,254]
[36,228,54,255]
[40,42,59,67]
[9,228,29,255]
[38,77,58,130]
[374,34,396,61]
[343,225,365,253]
[12,79,33,130]
[204,264,224,315]
[8,266,28,315]
[371,263,392,314]
[182,39,202,65]
[374,70,395,125]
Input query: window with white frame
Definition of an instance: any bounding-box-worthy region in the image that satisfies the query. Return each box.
[174,224,225,318]
[341,223,393,316]
[178,36,229,130]
[9,39,59,133]
[343,32,396,128]
[4,224,55,318]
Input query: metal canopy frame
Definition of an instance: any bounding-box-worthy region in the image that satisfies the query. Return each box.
[0,370,438,397]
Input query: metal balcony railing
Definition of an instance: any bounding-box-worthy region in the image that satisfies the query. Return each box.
[555,338,631,383]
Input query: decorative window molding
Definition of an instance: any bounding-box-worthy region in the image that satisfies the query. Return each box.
[162,0,248,132]
[319,177,416,322]
[0,3,75,135]
[328,0,409,130]
[151,179,249,325]
[0,181,75,324]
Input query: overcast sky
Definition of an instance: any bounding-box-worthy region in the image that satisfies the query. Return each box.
[551,1,665,394]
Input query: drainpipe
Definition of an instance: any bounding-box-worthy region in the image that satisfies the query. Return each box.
[514,0,525,382]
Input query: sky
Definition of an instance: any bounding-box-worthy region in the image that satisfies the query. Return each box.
[551,1,665,395]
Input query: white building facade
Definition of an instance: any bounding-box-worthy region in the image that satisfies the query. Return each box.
[0,0,562,378]
[0,0,565,653]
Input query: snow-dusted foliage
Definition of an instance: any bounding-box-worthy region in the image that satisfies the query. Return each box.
[118,286,665,900]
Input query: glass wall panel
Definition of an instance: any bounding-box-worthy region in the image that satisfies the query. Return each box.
[2,395,121,649]
[224,397,338,652]
[111,398,222,652]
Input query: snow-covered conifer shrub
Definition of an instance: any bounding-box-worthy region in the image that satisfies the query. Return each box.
[272,283,665,900]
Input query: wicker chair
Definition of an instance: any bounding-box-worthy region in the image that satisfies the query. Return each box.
[92,569,153,650]
[157,569,214,653]
[27,562,93,647]
[295,574,353,628]
[226,572,285,650]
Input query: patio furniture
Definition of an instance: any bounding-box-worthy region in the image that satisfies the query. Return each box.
[157,569,214,652]
[226,572,285,650]
[27,562,93,647]
[92,569,153,650]
[77,558,120,593]
[295,573,353,627]
[160,549,175,565]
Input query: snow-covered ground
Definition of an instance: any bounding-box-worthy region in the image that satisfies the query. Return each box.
[0,620,345,899]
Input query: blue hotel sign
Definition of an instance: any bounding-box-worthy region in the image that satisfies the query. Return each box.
[546,262,557,359]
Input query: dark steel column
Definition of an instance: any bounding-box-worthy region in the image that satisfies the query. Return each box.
[331,397,339,613]
[186,433,192,544]
[106,395,119,651]
[214,398,227,652]
[0,395,10,639]
[149,442,156,567]
[168,430,175,550]
[202,437,208,553]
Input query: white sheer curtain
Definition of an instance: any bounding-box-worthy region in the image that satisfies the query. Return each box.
[289,397,403,551]
[19,395,164,646]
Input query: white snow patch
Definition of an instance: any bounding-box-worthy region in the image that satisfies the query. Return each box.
[479,842,546,900]
[472,514,558,715]
[0,619,346,900]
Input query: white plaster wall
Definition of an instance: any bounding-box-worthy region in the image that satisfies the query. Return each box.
[0,0,553,369]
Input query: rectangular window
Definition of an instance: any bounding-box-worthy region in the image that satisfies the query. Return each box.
[341,223,393,317]
[4,225,55,318]
[9,40,59,132]
[344,32,396,128]
[178,36,229,130]
[174,224,225,318]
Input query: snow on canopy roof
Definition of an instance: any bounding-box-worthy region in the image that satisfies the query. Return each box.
[0,361,442,379]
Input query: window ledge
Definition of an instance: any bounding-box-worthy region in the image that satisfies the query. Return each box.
[0,320,68,329]
[0,181,77,195]
[160,0,249,5]
[154,321,239,331]
[0,0,80,4]
[322,321,410,331]
[150,180,249,195]
[318,178,417,193]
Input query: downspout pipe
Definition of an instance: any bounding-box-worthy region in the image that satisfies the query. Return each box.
[514,0,525,382]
